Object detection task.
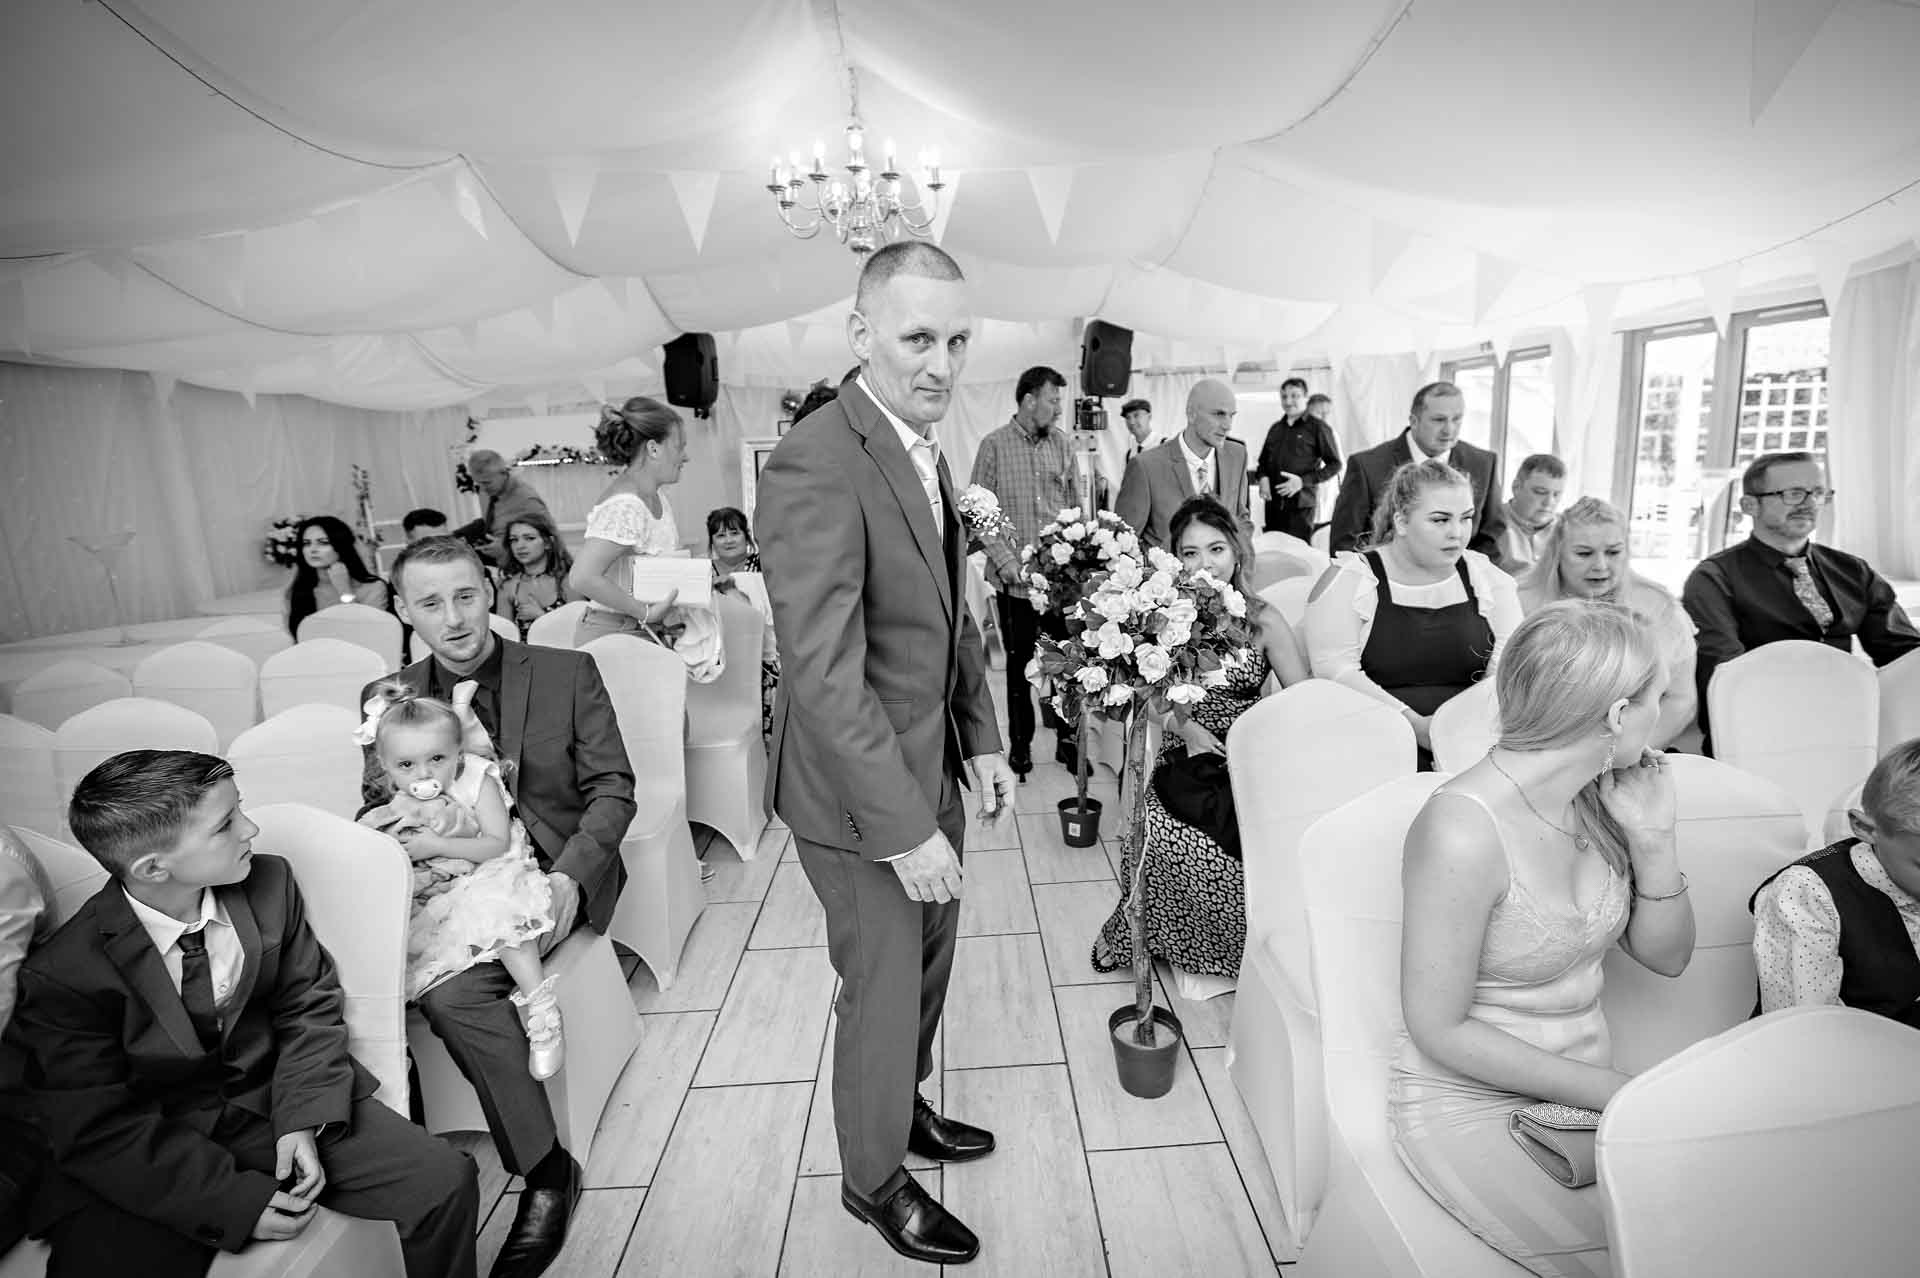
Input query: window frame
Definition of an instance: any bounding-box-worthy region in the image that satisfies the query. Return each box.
[1438,344,1554,462]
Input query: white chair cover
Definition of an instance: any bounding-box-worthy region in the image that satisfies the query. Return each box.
[1823,780,1863,845]
[1599,755,1806,1073]
[11,659,131,732]
[299,602,403,670]
[1599,1006,1920,1278]
[196,615,293,669]
[684,594,770,860]
[10,826,108,928]
[1258,577,1315,633]
[0,714,66,839]
[1428,678,1499,775]
[1879,648,1920,757]
[133,640,260,749]
[52,698,219,803]
[1249,530,1331,594]
[259,638,388,719]
[227,705,366,821]
[1224,679,1416,1256]
[247,803,412,1114]
[408,612,515,663]
[0,1208,404,1278]
[1707,640,1878,844]
[580,635,705,990]
[524,600,589,649]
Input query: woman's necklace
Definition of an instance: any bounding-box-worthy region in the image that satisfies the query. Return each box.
[1487,752,1590,851]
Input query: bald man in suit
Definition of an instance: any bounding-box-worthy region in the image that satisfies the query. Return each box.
[1115,378,1254,549]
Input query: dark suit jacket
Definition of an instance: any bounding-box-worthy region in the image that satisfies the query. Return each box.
[8,856,378,1252]
[1114,436,1255,550]
[1328,432,1507,562]
[359,639,634,934]
[753,382,1001,858]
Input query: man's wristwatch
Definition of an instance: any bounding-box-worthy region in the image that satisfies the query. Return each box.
[339,592,356,604]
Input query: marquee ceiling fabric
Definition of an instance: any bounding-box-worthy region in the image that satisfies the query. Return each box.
[4,0,1919,409]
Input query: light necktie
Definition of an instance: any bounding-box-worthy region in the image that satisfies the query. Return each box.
[178,928,221,1051]
[1193,455,1214,495]
[907,433,944,536]
[1784,555,1834,631]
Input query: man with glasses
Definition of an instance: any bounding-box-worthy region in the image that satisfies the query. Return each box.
[1684,451,1920,755]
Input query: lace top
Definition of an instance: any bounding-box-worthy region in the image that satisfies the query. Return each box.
[583,490,680,612]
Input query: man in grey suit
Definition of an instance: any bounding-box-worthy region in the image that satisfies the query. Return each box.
[1327,381,1508,561]
[1114,378,1254,549]
[755,242,1015,1267]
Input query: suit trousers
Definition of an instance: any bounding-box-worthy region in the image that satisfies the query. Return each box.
[39,1096,479,1278]
[415,958,560,1174]
[1263,501,1315,542]
[995,593,1066,757]
[795,772,965,1196]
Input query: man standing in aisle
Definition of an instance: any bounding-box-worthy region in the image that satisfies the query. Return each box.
[1328,381,1506,560]
[1115,378,1254,549]
[455,451,555,567]
[1120,398,1155,460]
[755,241,1015,1267]
[971,366,1080,780]
[1254,376,1342,542]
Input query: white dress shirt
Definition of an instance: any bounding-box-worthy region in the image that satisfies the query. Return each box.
[1752,841,1920,1012]
[860,376,944,536]
[1177,435,1216,496]
[124,887,245,1016]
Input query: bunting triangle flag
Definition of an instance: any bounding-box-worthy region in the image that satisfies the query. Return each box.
[1472,253,1520,325]
[149,370,178,407]
[927,170,961,246]
[551,163,599,248]
[1409,319,1438,374]
[1581,282,1622,350]
[597,275,630,315]
[1751,0,1841,122]
[1370,221,1414,296]
[1487,327,1515,367]
[446,169,489,240]
[667,172,721,254]
[1026,166,1075,245]
[1806,240,1854,315]
[202,232,248,308]
[1698,261,1743,337]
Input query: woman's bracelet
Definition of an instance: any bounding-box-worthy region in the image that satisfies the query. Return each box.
[1633,872,1689,902]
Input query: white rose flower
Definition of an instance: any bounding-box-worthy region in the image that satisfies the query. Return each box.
[1103,684,1135,707]
[1146,546,1180,573]
[1161,622,1192,649]
[1166,683,1207,706]
[1050,542,1074,565]
[1093,591,1134,624]
[1222,587,1247,617]
[1095,622,1134,659]
[1020,544,1035,562]
[1135,644,1172,682]
[1063,522,1086,541]
[1058,507,1081,523]
[1108,561,1143,590]
[1029,571,1049,590]
[1164,597,1199,626]
[1075,665,1110,693]
[1116,532,1140,556]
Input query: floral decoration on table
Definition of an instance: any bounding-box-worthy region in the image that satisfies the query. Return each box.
[512,442,615,468]
[263,516,310,569]
[956,484,1016,555]
[454,417,482,494]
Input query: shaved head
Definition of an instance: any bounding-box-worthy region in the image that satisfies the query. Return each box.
[1184,378,1237,453]
[854,241,965,315]
[1187,379,1235,415]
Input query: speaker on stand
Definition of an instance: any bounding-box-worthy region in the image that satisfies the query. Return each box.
[663,332,719,418]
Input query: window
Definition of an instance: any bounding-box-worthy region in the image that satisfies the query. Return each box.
[1439,346,1555,464]
[1612,301,1829,582]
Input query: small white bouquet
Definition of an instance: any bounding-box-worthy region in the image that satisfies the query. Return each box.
[957,484,1016,553]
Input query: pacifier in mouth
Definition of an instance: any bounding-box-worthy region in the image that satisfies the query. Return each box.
[407,778,443,801]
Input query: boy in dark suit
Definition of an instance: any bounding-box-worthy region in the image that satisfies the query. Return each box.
[8,751,479,1278]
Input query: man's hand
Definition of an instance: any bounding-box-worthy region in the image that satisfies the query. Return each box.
[891,830,964,904]
[543,872,580,951]
[1277,473,1305,499]
[1258,478,1273,502]
[275,1129,326,1202]
[968,752,1016,821]
[251,1191,317,1242]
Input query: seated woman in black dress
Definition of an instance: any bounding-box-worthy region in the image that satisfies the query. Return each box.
[1304,458,1521,764]
[494,511,582,639]
[284,514,389,638]
[1092,495,1309,982]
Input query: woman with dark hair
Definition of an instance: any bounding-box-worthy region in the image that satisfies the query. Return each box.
[707,506,779,738]
[1091,495,1308,982]
[495,512,582,640]
[285,514,388,637]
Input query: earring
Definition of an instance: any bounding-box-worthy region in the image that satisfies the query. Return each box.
[1601,734,1616,776]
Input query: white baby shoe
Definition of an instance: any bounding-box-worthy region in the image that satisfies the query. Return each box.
[511,976,566,1080]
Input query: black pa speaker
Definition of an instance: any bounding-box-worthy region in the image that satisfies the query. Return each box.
[1081,320,1133,397]
[663,332,719,417]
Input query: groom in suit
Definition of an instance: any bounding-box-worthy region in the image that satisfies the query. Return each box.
[1328,381,1507,561]
[1114,378,1254,550]
[756,241,1015,1267]
[358,536,635,1278]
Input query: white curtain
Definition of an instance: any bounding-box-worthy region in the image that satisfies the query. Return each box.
[1829,260,1920,579]
[0,362,466,641]
[1553,328,1627,504]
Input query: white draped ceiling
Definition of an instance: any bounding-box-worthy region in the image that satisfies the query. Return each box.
[4,0,1920,409]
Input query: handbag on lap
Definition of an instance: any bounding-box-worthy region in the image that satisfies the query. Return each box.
[1508,1101,1602,1189]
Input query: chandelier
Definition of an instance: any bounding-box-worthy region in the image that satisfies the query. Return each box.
[767,121,945,255]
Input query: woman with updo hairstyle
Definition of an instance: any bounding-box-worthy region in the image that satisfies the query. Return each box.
[1304,457,1521,764]
[1519,497,1697,750]
[1391,600,1694,1277]
[285,514,389,638]
[570,396,691,646]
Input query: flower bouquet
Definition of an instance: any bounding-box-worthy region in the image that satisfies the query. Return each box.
[1031,535,1254,1095]
[263,516,307,569]
[955,483,1015,556]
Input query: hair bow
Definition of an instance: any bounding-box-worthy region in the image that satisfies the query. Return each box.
[351,693,392,747]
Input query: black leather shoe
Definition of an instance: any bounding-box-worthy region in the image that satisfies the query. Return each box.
[487,1155,581,1278]
[842,1169,979,1265]
[906,1094,996,1163]
[1008,748,1032,780]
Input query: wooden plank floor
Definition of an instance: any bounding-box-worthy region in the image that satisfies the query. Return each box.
[454,697,1304,1274]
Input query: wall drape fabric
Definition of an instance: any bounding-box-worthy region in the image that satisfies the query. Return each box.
[1829,261,1919,580]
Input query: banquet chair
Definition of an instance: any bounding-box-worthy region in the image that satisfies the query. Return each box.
[1428,677,1499,774]
[1224,680,1416,1257]
[1258,576,1315,633]
[10,659,131,732]
[683,594,770,859]
[524,600,589,649]
[579,635,705,990]
[1598,1006,1920,1278]
[259,638,388,719]
[1248,530,1330,594]
[0,715,66,839]
[0,1211,404,1278]
[407,926,641,1170]
[248,803,412,1113]
[408,612,515,663]
[1823,780,1863,845]
[133,639,260,748]
[196,615,292,669]
[1707,640,1878,844]
[52,698,219,804]
[11,826,108,926]
[1879,648,1920,757]
[228,704,365,821]
[299,602,403,670]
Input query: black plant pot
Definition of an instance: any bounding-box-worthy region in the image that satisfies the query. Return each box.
[1109,1004,1184,1098]
[1057,797,1103,847]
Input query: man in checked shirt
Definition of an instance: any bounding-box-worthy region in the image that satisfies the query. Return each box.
[970,365,1080,780]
